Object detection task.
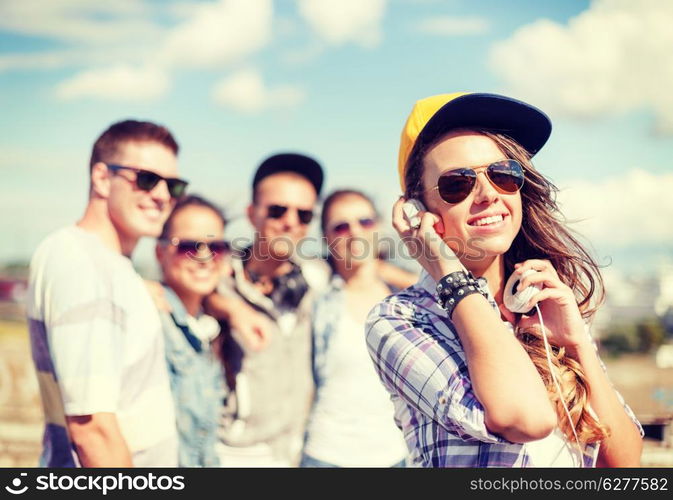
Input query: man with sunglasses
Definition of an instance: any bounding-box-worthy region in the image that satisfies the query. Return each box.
[208,153,330,467]
[27,120,186,467]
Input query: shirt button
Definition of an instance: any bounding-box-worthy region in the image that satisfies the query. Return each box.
[438,396,447,405]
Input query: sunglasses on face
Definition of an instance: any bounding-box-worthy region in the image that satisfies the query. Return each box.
[428,159,525,204]
[328,217,377,236]
[107,164,189,199]
[265,204,314,225]
[162,238,231,259]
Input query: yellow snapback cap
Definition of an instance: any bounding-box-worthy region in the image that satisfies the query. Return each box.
[398,92,552,191]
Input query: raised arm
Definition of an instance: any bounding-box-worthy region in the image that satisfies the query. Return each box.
[451,293,557,442]
[204,291,274,352]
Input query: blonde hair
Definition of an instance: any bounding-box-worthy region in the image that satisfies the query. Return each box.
[516,328,610,446]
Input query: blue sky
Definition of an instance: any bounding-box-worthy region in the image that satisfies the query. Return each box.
[1,0,672,275]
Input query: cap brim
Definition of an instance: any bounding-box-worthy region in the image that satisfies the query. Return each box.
[416,93,552,159]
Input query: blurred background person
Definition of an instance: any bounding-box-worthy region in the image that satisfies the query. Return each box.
[301,190,408,467]
[26,120,185,467]
[156,195,230,467]
[209,153,330,467]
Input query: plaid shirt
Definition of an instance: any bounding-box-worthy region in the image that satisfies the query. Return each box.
[365,270,643,467]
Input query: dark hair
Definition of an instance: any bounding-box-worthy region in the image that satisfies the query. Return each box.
[159,195,226,241]
[90,119,179,171]
[320,189,378,235]
[404,128,608,447]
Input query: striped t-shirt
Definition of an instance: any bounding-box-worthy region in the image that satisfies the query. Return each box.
[27,226,178,467]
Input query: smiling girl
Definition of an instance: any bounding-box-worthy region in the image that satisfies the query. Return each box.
[365,92,643,467]
[156,195,229,466]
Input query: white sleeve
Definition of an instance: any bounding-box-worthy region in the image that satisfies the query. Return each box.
[38,244,125,415]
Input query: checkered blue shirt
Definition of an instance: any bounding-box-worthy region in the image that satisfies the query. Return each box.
[365,270,642,467]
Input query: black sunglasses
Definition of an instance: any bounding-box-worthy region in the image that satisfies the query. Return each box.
[328,217,377,235]
[107,164,189,199]
[265,204,314,225]
[162,238,231,259]
[429,159,525,204]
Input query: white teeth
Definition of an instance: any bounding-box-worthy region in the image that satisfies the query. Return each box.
[143,208,161,218]
[472,214,504,226]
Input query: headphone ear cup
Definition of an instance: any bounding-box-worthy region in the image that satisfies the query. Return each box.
[402,199,425,228]
[504,269,541,313]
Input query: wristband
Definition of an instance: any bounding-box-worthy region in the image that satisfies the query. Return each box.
[436,271,487,319]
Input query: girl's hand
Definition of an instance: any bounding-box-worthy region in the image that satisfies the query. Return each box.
[514,259,590,351]
[391,197,464,281]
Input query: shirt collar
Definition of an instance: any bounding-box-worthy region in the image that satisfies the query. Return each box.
[229,255,276,312]
[162,283,191,327]
[162,283,221,349]
[229,250,311,312]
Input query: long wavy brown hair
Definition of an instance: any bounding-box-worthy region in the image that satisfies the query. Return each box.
[516,329,609,445]
[404,128,610,447]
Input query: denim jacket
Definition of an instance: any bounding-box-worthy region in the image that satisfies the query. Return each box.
[160,284,226,467]
[311,275,346,389]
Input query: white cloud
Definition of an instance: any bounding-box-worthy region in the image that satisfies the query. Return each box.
[557,169,673,247]
[159,0,273,68]
[55,65,169,101]
[0,0,273,73]
[415,16,490,36]
[0,0,161,44]
[0,51,82,72]
[297,0,387,47]
[211,69,304,113]
[490,0,673,134]
[1,0,274,106]
[0,46,151,72]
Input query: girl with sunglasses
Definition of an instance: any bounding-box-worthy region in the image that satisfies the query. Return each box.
[366,92,643,467]
[301,190,408,467]
[156,195,230,466]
